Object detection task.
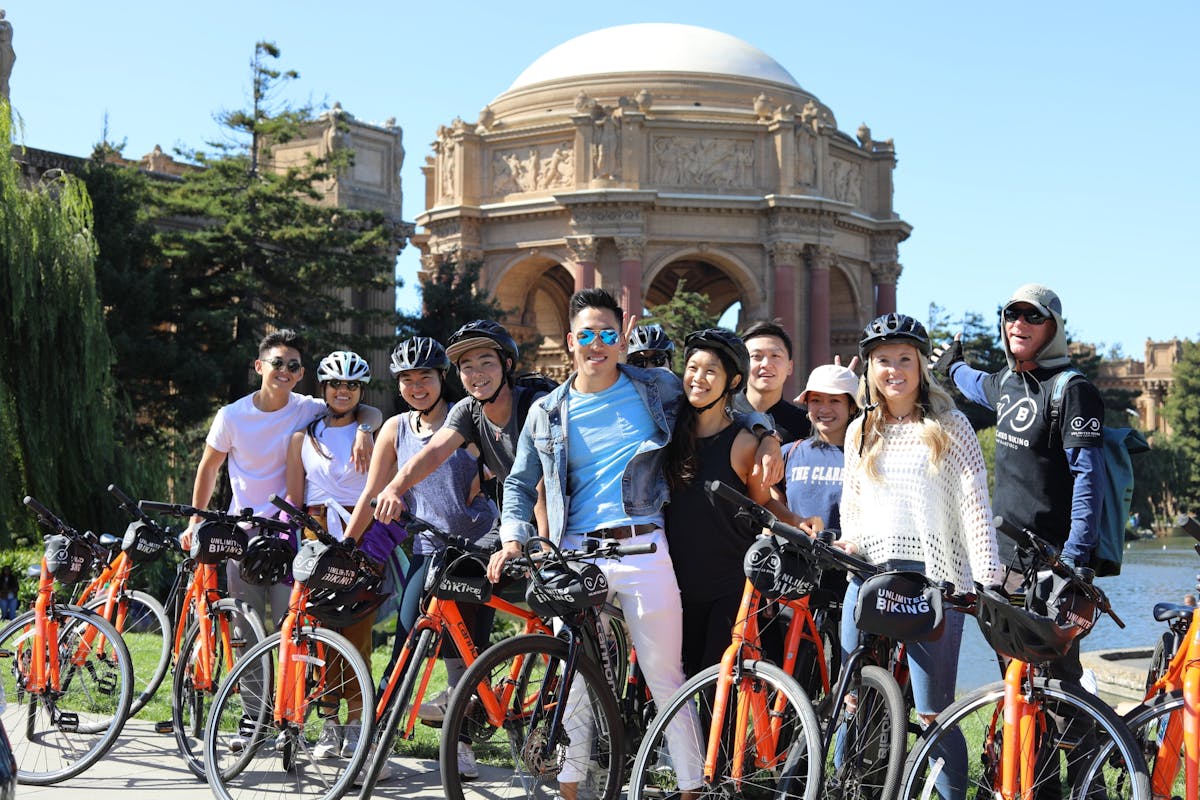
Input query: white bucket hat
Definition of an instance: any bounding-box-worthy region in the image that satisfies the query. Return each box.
[799,364,859,404]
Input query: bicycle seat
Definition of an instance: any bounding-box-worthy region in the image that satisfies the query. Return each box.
[99,533,122,549]
[1152,601,1195,622]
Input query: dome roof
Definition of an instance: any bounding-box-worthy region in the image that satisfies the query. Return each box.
[507,24,799,92]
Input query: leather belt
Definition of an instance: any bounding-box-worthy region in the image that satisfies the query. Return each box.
[583,522,658,540]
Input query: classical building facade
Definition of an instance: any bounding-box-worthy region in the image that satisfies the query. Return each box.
[1081,339,1184,434]
[415,23,911,389]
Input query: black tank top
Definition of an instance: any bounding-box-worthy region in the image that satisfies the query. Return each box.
[666,424,752,602]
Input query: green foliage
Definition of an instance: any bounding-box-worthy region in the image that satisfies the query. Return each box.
[1067,341,1142,428]
[0,99,122,547]
[397,258,510,346]
[926,303,1006,431]
[1162,339,1200,515]
[1131,435,1191,529]
[644,280,719,373]
[0,545,41,610]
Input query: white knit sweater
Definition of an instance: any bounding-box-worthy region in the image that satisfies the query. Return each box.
[840,409,1002,591]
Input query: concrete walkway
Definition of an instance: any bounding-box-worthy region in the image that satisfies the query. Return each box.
[16,719,446,800]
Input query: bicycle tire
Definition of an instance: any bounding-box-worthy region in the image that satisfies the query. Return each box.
[1143,630,1175,696]
[0,605,134,784]
[439,633,623,800]
[822,664,906,800]
[357,626,438,798]
[898,677,1152,800]
[82,589,171,717]
[628,659,822,800]
[1118,690,1189,800]
[203,626,374,800]
[172,598,265,780]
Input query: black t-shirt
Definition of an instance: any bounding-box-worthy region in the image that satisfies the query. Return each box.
[732,393,811,445]
[982,366,1104,552]
[444,385,547,510]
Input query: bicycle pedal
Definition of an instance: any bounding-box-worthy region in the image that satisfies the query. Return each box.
[56,711,80,732]
[97,671,118,696]
[155,720,174,734]
[419,719,443,730]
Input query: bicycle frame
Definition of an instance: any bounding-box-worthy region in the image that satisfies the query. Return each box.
[175,561,234,693]
[274,580,324,727]
[1143,605,1200,800]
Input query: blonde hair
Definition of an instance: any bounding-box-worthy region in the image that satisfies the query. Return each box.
[855,347,957,480]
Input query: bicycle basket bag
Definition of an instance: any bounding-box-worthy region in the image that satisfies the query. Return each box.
[434,552,493,604]
[525,561,609,618]
[743,537,818,600]
[191,520,248,564]
[292,539,358,592]
[854,570,944,642]
[121,519,170,563]
[44,534,92,586]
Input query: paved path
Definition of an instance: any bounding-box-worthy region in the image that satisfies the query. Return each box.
[17,719,447,800]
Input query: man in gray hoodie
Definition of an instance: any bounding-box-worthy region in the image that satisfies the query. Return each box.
[933,283,1106,680]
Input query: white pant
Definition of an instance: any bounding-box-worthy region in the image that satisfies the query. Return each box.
[558,530,703,789]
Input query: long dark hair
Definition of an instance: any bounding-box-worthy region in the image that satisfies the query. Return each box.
[664,344,741,493]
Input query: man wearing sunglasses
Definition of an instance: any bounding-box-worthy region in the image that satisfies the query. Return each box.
[626,323,676,370]
[931,284,1105,676]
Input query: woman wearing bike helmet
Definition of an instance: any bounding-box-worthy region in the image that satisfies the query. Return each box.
[838,313,1001,797]
[663,328,782,677]
[343,336,497,781]
[285,350,386,761]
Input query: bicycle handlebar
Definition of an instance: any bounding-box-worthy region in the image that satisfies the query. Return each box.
[267,494,339,546]
[138,499,292,532]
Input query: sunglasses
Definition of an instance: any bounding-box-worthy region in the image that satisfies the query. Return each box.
[574,328,620,347]
[629,353,670,368]
[264,357,303,373]
[326,380,364,390]
[1002,307,1049,326]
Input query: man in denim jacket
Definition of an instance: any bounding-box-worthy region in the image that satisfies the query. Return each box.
[487,288,780,800]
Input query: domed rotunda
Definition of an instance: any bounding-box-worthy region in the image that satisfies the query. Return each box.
[416,23,910,385]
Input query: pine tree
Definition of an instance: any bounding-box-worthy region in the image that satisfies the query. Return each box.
[644,280,719,374]
[926,303,1006,431]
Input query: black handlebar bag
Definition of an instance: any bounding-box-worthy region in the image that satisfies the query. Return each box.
[191,520,248,564]
[854,570,945,642]
[122,520,170,563]
[45,534,92,586]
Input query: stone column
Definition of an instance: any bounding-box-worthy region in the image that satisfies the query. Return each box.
[806,245,835,370]
[565,235,597,292]
[615,236,645,319]
[871,262,902,316]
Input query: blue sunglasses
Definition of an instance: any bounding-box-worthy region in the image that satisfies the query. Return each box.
[575,328,620,347]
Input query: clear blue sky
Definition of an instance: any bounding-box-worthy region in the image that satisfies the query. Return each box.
[7,1,1197,358]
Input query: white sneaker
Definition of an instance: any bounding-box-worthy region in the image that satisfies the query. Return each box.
[457,741,479,780]
[417,689,450,722]
[340,722,361,758]
[352,748,396,785]
[312,721,343,759]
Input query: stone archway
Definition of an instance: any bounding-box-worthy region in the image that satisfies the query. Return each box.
[829,263,862,363]
[644,251,762,330]
[492,255,575,379]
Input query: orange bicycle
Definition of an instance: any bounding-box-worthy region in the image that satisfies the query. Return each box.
[1117,514,1200,800]
[899,516,1150,800]
[0,496,134,784]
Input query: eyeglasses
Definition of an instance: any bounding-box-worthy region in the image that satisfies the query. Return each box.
[326,380,364,390]
[1002,307,1049,326]
[629,353,670,368]
[264,357,302,373]
[574,328,620,347]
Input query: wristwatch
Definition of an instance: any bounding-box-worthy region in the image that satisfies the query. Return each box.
[755,426,782,443]
[357,423,374,434]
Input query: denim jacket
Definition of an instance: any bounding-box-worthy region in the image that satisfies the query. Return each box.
[499,364,770,547]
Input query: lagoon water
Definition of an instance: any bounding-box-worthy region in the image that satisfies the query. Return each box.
[955,536,1200,692]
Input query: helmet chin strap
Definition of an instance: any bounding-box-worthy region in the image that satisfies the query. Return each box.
[412,379,446,432]
[482,360,516,405]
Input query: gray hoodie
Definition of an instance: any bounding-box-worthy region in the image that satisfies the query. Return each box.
[1000,283,1071,371]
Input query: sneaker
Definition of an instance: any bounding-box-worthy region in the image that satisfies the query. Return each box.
[457,741,479,780]
[339,722,361,758]
[352,748,396,785]
[312,721,343,759]
[417,689,450,722]
[228,718,269,754]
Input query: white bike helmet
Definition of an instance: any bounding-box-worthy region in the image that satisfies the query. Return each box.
[317,351,372,384]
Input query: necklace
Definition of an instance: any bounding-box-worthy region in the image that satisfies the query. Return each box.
[886,410,913,424]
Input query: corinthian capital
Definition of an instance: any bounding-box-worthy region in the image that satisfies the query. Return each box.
[565,235,598,263]
[614,236,645,262]
[871,261,903,284]
[768,241,803,267]
[806,244,836,271]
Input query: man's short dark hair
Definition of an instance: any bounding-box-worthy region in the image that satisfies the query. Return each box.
[258,328,305,359]
[739,320,793,359]
[569,288,624,326]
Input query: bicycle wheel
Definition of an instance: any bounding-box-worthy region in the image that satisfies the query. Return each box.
[204,626,374,800]
[1143,630,1175,696]
[899,678,1151,800]
[83,589,171,717]
[0,606,134,784]
[357,626,437,798]
[1119,690,1188,800]
[822,664,906,800]
[628,659,823,800]
[440,633,623,800]
[172,598,265,779]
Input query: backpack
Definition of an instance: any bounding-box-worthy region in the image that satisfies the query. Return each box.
[470,372,559,504]
[1001,367,1149,577]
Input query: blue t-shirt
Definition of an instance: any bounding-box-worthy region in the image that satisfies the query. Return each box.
[565,374,663,536]
[784,438,846,532]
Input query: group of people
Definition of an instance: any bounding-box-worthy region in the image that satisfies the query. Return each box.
[185,279,1106,797]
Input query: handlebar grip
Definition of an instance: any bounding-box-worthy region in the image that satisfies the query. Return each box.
[107,483,138,508]
[139,500,188,515]
[707,479,755,507]
[268,494,303,517]
[23,496,61,525]
[992,515,1027,544]
[615,542,657,557]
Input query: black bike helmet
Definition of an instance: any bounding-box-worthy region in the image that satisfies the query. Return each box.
[445,320,520,372]
[628,324,676,356]
[239,535,295,586]
[975,586,1095,663]
[389,336,450,376]
[858,313,931,358]
[743,537,819,601]
[683,328,750,392]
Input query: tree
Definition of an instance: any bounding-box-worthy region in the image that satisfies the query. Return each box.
[397,258,510,347]
[151,41,399,407]
[0,100,119,545]
[644,280,719,373]
[1162,338,1200,514]
[926,303,1007,431]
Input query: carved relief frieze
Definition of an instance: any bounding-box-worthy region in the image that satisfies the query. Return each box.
[827,158,863,207]
[491,141,575,196]
[651,135,754,189]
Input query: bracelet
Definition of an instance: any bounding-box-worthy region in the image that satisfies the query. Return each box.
[755,427,781,443]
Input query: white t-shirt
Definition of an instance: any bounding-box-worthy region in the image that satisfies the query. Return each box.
[206,392,326,517]
[300,421,367,507]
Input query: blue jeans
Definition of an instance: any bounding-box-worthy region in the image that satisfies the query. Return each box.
[840,561,967,800]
